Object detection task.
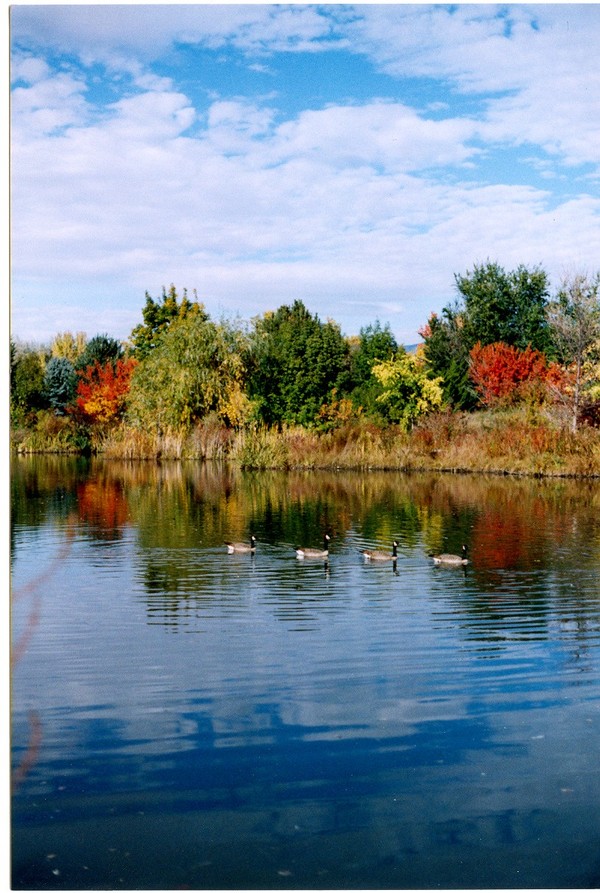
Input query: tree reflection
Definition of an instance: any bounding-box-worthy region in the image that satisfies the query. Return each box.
[11,457,600,643]
[76,476,130,539]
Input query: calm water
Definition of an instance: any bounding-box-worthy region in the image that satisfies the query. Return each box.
[10,456,600,889]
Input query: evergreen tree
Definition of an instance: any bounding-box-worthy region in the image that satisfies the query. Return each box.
[420,305,477,410]
[44,356,77,414]
[75,334,124,372]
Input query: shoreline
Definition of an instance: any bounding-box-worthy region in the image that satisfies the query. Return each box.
[11,408,600,479]
[12,450,600,480]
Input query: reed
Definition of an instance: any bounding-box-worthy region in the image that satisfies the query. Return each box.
[101,425,163,459]
[188,413,235,460]
[413,410,600,476]
[126,428,188,459]
[231,425,290,469]
[101,416,234,460]
[12,409,600,476]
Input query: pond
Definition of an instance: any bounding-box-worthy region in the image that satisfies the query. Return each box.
[10,455,600,889]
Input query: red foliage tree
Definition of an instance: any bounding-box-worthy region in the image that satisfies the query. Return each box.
[469,341,562,407]
[75,357,138,426]
[417,315,434,340]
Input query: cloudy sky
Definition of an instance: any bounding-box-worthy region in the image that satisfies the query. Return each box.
[9,3,600,346]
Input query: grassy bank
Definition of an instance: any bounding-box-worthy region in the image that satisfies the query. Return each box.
[13,408,600,477]
[229,411,599,476]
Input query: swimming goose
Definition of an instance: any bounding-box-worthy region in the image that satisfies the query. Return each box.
[225,535,256,554]
[361,541,399,561]
[431,544,469,565]
[296,534,330,559]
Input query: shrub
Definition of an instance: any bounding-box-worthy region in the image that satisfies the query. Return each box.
[15,410,88,454]
[75,357,138,426]
[469,342,561,407]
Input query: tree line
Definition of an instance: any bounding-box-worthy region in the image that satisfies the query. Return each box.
[10,264,600,453]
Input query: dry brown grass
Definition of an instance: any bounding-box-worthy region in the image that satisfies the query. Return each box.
[15,409,600,476]
[227,411,600,475]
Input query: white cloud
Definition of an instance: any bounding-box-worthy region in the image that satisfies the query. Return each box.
[348,5,595,93]
[9,5,600,344]
[351,5,600,169]
[107,90,196,141]
[481,77,600,169]
[10,5,345,63]
[206,99,276,153]
[11,62,89,135]
[267,102,479,172]
[11,53,50,84]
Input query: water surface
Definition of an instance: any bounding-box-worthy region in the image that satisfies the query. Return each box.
[11,457,600,888]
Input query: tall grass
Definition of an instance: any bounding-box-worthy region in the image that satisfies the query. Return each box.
[100,414,234,460]
[228,411,600,476]
[231,425,290,469]
[13,408,600,476]
[101,425,165,459]
[411,409,600,476]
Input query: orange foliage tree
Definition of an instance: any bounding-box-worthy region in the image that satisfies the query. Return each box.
[75,357,138,426]
[469,341,562,407]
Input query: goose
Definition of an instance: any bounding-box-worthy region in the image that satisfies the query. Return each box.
[361,541,399,562]
[296,534,330,559]
[225,535,256,554]
[431,544,469,565]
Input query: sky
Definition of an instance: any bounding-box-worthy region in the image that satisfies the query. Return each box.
[9,2,600,347]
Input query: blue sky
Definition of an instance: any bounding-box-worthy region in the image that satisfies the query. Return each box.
[9,3,600,346]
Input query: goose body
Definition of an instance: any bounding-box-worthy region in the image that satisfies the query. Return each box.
[431,544,469,565]
[296,534,330,559]
[225,535,256,554]
[361,541,398,562]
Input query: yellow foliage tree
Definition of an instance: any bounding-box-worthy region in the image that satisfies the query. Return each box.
[51,331,87,364]
[373,349,444,430]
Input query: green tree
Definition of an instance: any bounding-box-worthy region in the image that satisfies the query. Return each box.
[10,343,48,417]
[373,348,444,430]
[248,300,351,426]
[75,334,124,372]
[129,285,208,359]
[457,261,552,352]
[420,306,477,410]
[44,356,77,414]
[349,321,398,418]
[421,262,552,409]
[126,313,250,433]
[546,272,600,431]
